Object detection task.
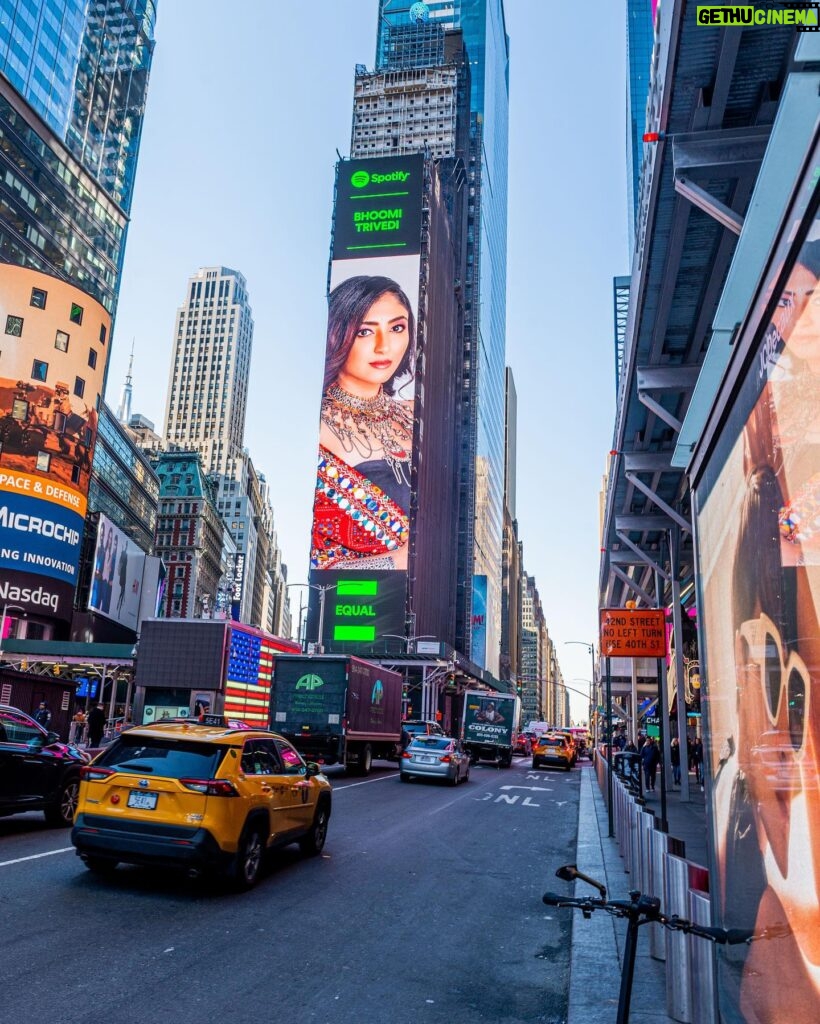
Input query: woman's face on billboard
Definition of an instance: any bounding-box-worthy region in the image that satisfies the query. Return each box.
[337,292,410,396]
[780,262,820,367]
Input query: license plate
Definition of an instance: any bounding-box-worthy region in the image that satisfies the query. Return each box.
[127,791,158,810]
[419,756,437,764]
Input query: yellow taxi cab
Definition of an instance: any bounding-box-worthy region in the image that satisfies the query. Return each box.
[531,732,574,772]
[71,716,332,889]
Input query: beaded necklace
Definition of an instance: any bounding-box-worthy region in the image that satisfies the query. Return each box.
[321,383,413,485]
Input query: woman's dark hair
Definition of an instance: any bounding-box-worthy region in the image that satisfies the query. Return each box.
[324,276,415,395]
[732,465,784,630]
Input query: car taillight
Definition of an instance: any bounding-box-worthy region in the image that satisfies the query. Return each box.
[402,752,412,759]
[80,765,115,781]
[179,778,239,796]
[439,755,452,763]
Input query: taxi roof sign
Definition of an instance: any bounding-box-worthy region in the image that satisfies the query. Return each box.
[599,608,666,658]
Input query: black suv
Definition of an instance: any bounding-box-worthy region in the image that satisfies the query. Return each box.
[0,705,88,827]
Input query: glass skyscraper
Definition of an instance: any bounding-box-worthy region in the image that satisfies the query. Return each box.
[0,0,156,214]
[376,0,509,674]
[625,0,654,256]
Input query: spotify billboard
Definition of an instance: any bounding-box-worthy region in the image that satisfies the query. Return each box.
[308,155,425,650]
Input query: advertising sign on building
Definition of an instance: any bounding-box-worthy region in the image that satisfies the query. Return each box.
[88,514,147,632]
[308,154,425,647]
[695,187,820,1021]
[0,267,109,620]
[471,574,488,669]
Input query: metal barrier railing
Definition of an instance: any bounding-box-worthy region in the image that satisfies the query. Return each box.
[594,751,716,1024]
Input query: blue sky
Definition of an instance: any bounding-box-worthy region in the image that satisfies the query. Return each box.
[109,0,628,720]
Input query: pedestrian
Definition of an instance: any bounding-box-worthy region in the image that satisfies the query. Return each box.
[87,703,106,747]
[33,702,51,729]
[641,736,660,791]
[637,732,647,752]
[70,709,87,745]
[691,737,704,785]
[670,736,681,785]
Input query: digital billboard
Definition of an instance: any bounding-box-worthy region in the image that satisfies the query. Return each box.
[0,267,109,620]
[695,208,820,1018]
[224,624,300,726]
[471,574,488,668]
[308,155,425,645]
[88,514,147,632]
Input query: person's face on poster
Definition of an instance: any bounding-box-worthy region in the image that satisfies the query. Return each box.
[336,292,411,397]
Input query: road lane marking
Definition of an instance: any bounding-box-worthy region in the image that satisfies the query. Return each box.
[0,847,73,868]
[333,773,398,790]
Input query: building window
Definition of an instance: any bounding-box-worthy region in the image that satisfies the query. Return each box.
[55,330,69,352]
[99,323,107,344]
[70,302,83,325]
[5,315,23,336]
[30,288,47,309]
[32,359,48,382]
[74,376,85,398]
[36,450,50,472]
[71,465,80,484]
[87,348,97,369]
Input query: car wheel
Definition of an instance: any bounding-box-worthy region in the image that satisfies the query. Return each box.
[531,760,539,771]
[450,771,459,787]
[84,856,119,877]
[299,801,330,856]
[231,825,265,890]
[44,777,79,827]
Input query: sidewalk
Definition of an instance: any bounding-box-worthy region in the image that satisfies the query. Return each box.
[567,766,708,1024]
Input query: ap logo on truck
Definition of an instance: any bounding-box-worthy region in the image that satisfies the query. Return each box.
[371,679,384,705]
[295,673,324,691]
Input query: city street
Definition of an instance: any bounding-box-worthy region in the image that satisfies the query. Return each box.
[0,758,582,1024]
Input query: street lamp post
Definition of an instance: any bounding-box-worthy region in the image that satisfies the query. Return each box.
[565,641,598,741]
[382,635,437,720]
[285,582,338,654]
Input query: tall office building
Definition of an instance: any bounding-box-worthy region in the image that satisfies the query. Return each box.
[625,0,654,256]
[0,0,156,215]
[163,267,254,476]
[368,0,507,675]
[375,1,509,674]
[0,2,155,635]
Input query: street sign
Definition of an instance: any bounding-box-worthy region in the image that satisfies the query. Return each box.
[599,608,666,657]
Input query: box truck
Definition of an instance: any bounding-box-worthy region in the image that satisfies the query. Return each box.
[271,655,402,775]
[462,690,520,768]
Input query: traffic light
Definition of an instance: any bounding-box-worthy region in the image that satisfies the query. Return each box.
[402,685,409,700]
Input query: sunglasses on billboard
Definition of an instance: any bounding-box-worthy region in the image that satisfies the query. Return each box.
[738,611,810,753]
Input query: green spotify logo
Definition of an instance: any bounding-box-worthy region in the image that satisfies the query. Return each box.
[351,170,370,188]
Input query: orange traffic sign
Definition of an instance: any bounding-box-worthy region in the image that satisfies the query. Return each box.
[599,608,666,657]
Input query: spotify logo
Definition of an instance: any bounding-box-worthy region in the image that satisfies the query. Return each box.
[351,170,370,188]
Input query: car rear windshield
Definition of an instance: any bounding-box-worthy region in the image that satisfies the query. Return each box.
[95,736,229,779]
[411,737,452,750]
[542,738,566,748]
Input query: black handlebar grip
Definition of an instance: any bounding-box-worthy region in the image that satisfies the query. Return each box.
[724,928,754,945]
[543,892,563,906]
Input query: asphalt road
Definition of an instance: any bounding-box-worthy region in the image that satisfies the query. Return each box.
[0,757,583,1024]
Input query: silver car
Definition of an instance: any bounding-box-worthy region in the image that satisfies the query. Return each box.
[400,736,471,785]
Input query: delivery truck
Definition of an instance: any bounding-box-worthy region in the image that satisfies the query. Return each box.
[270,655,402,775]
[462,690,520,768]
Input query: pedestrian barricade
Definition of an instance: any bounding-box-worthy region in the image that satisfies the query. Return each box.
[595,750,717,1023]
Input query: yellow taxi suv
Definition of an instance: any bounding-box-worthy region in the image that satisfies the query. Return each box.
[531,732,574,772]
[71,717,332,889]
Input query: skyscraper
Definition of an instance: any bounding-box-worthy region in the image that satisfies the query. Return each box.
[0,0,156,214]
[375,0,509,674]
[625,0,654,256]
[163,266,254,476]
[0,2,156,635]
